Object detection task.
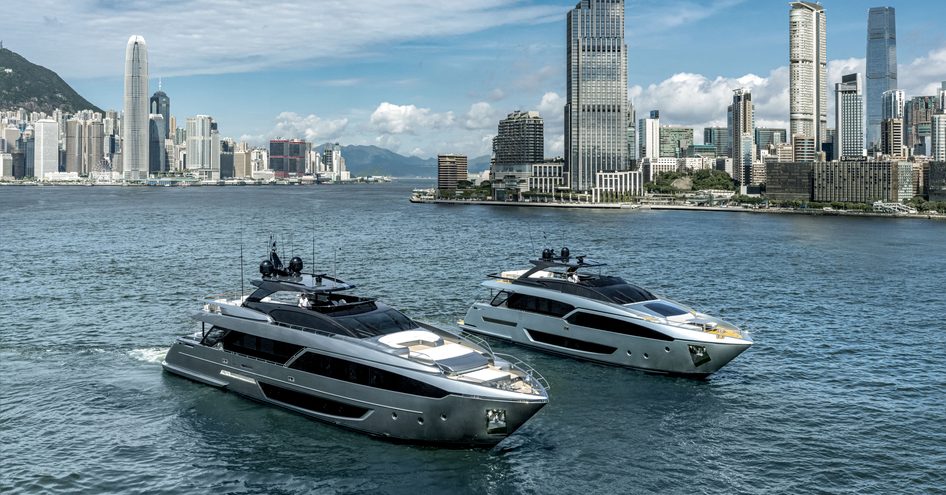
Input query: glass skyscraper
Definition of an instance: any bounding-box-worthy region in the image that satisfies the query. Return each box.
[565,0,628,192]
[866,7,897,152]
[123,35,149,180]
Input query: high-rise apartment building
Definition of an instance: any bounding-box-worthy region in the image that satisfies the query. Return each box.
[34,119,59,179]
[65,117,104,175]
[881,118,904,158]
[731,88,754,185]
[185,115,219,179]
[122,35,148,180]
[639,110,659,160]
[565,0,628,191]
[150,87,170,137]
[437,154,468,191]
[835,73,864,160]
[493,110,544,167]
[866,7,897,152]
[931,114,946,162]
[789,2,827,151]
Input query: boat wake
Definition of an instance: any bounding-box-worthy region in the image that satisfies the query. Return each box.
[127,347,169,365]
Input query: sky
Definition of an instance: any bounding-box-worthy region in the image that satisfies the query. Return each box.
[7,0,946,158]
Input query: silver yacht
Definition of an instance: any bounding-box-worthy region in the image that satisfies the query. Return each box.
[459,248,752,378]
[163,242,548,446]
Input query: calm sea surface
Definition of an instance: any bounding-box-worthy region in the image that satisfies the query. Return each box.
[1,182,945,494]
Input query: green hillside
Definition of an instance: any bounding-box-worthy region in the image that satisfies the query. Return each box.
[0,47,103,114]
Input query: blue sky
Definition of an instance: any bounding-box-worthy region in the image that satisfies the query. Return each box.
[8,0,946,158]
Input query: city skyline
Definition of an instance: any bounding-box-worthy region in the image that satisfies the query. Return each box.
[4,0,946,159]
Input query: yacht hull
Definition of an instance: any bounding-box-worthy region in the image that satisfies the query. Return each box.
[462,303,750,378]
[162,338,546,446]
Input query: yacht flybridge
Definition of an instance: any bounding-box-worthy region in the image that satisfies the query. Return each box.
[459,248,752,377]
[162,241,548,446]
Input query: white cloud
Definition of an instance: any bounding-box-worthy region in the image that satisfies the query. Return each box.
[537,92,566,122]
[369,102,454,135]
[549,134,565,156]
[463,102,497,130]
[270,112,349,143]
[9,0,565,79]
[899,46,946,96]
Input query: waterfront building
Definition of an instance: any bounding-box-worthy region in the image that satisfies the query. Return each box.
[789,2,827,153]
[639,111,659,160]
[1,153,13,179]
[529,160,565,195]
[704,126,730,158]
[185,115,219,180]
[929,161,946,201]
[866,7,897,152]
[932,114,946,162]
[592,170,642,203]
[64,117,104,175]
[730,88,754,186]
[565,0,628,192]
[765,161,813,201]
[491,110,544,200]
[659,126,693,158]
[813,160,909,203]
[149,114,166,175]
[34,119,59,179]
[641,157,679,183]
[437,154,468,191]
[835,73,865,160]
[321,142,348,181]
[881,118,904,159]
[122,35,148,180]
[270,139,311,177]
[149,86,170,137]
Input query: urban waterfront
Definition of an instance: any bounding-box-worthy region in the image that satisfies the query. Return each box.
[1,181,945,493]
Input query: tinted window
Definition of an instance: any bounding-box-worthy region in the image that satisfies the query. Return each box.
[259,382,369,418]
[566,312,674,341]
[333,309,417,337]
[289,352,449,398]
[270,309,348,334]
[507,293,574,317]
[222,330,304,363]
[490,291,510,307]
[644,301,689,317]
[526,329,617,354]
[593,283,656,304]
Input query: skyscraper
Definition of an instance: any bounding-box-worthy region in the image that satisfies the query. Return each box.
[492,111,544,167]
[122,35,148,180]
[34,119,59,179]
[704,127,730,158]
[565,0,628,191]
[835,73,864,160]
[789,2,827,152]
[149,114,166,174]
[882,89,904,120]
[437,154,468,191]
[186,115,219,179]
[932,114,946,161]
[866,7,897,152]
[638,111,659,160]
[730,89,754,185]
[150,85,170,137]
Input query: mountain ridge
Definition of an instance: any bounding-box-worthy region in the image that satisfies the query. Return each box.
[0,47,103,114]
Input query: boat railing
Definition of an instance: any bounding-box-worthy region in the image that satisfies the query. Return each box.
[494,352,550,392]
[204,291,248,304]
[457,330,494,356]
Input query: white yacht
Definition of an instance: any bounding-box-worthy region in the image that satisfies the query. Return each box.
[459,248,752,378]
[163,241,548,446]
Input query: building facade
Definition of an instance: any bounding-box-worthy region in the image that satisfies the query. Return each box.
[639,111,659,160]
[149,89,170,137]
[437,154,468,192]
[149,114,166,174]
[835,73,864,160]
[730,88,754,186]
[866,7,897,152]
[905,96,937,155]
[881,118,904,159]
[789,2,827,152]
[270,139,311,176]
[565,0,629,192]
[658,126,693,158]
[931,114,946,162]
[704,126,730,158]
[493,110,544,167]
[813,160,907,203]
[34,119,59,179]
[122,35,148,180]
[185,115,219,179]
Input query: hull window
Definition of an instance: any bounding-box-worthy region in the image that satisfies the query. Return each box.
[490,291,511,307]
[506,293,575,317]
[526,329,617,354]
[259,382,369,418]
[222,330,304,364]
[289,352,449,398]
[565,312,674,342]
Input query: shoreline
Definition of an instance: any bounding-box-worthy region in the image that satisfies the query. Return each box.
[410,198,946,221]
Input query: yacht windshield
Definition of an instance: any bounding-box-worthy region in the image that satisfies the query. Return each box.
[334,309,418,337]
[584,277,657,304]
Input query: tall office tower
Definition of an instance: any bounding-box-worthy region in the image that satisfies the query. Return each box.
[835,73,865,160]
[186,115,217,178]
[905,96,937,154]
[938,82,946,112]
[149,85,170,137]
[269,139,311,176]
[754,128,787,151]
[322,142,345,179]
[638,110,659,159]
[122,35,148,180]
[34,119,59,179]
[149,114,166,174]
[437,154,468,191]
[881,118,904,158]
[881,89,904,120]
[704,127,730,158]
[730,89,755,185]
[932,114,946,161]
[565,0,628,191]
[789,2,827,151]
[866,7,896,152]
[658,126,693,158]
[493,110,544,166]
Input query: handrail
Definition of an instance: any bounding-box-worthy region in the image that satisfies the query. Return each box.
[457,330,493,356]
[494,352,550,392]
